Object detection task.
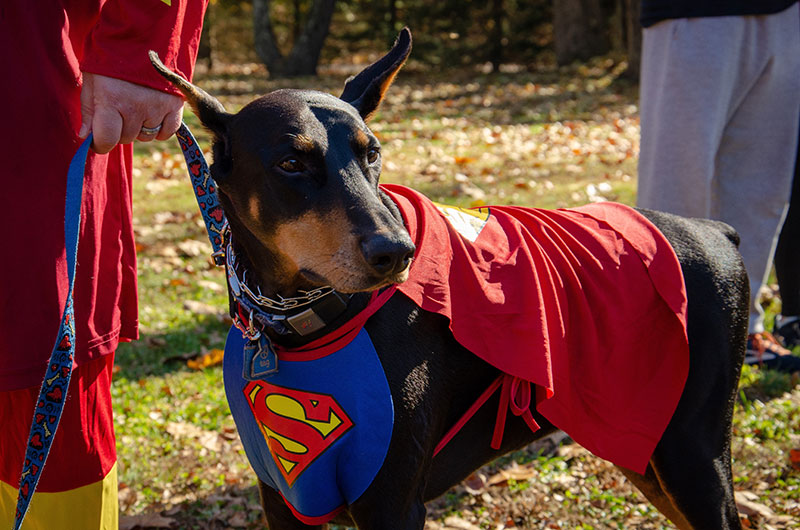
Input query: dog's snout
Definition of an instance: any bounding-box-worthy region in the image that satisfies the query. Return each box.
[361,234,415,277]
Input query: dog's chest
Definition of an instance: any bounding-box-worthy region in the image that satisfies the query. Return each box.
[223,327,394,524]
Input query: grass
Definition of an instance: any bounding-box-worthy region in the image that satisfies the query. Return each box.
[115,57,800,529]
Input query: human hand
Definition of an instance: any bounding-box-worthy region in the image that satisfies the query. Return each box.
[78,72,184,154]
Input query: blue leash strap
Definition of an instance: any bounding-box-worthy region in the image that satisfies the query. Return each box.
[175,123,227,265]
[13,134,92,530]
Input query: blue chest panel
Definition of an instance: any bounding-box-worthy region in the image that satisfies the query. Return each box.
[223,327,394,522]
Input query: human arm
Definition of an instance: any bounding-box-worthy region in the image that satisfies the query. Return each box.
[78,0,207,153]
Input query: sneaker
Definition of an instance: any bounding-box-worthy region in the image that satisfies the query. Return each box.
[744,332,800,374]
[773,316,800,350]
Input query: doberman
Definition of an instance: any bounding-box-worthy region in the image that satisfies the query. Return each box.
[151,28,748,530]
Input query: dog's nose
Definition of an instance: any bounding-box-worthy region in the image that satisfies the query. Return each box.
[360,234,415,276]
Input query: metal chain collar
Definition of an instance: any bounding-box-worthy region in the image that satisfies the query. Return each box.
[226,238,335,312]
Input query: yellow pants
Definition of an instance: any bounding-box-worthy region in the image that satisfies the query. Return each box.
[1,355,118,529]
[0,464,118,530]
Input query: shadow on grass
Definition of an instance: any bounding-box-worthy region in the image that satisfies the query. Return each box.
[738,363,800,405]
[115,314,232,380]
[120,484,263,530]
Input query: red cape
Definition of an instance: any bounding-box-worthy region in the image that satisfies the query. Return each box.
[383,184,689,474]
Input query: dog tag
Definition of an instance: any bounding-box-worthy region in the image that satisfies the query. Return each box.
[242,336,278,380]
[286,307,326,336]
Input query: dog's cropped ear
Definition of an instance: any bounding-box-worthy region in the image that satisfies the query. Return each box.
[149,51,233,179]
[340,27,411,121]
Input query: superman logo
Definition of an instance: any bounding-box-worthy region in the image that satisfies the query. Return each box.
[243,382,354,486]
[434,202,490,242]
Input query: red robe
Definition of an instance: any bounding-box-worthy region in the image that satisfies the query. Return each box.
[0,0,206,391]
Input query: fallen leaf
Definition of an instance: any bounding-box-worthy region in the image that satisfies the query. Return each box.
[119,513,175,530]
[183,299,220,315]
[486,463,537,487]
[177,239,208,257]
[166,421,224,452]
[443,516,480,530]
[735,491,775,519]
[198,279,225,292]
[118,483,138,512]
[228,511,249,527]
[187,348,224,370]
[789,448,800,469]
[463,472,487,495]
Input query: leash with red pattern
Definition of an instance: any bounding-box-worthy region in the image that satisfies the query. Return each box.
[174,123,227,265]
[13,135,92,530]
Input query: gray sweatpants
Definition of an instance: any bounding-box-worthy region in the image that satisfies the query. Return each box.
[637,3,800,333]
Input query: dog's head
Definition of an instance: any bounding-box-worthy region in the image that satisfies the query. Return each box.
[150,29,415,295]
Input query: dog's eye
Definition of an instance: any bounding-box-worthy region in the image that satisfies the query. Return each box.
[367,148,380,164]
[277,157,306,174]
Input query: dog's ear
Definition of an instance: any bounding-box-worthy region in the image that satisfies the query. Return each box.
[149,51,233,179]
[340,28,411,121]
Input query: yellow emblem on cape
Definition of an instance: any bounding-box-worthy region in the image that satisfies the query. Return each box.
[434,202,490,242]
[160,0,171,5]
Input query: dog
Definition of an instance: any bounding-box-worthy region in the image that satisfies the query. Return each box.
[150,28,748,530]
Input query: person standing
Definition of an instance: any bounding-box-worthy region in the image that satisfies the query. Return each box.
[0,1,206,527]
[773,123,800,351]
[637,0,800,372]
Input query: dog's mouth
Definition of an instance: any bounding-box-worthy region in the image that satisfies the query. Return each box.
[299,259,412,294]
[368,260,412,290]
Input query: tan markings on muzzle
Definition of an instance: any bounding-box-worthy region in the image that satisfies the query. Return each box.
[274,210,373,292]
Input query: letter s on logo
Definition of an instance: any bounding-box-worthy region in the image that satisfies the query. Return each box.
[244,382,354,486]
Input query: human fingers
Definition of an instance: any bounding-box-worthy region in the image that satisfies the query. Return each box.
[90,104,124,154]
[155,104,183,141]
[78,74,95,139]
[81,72,185,148]
[137,122,163,142]
[138,97,182,142]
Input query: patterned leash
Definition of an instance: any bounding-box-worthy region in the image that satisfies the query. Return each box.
[13,125,218,529]
[13,134,92,529]
[174,123,227,264]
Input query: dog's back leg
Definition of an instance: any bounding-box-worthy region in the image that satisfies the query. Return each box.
[635,209,747,530]
[617,465,691,528]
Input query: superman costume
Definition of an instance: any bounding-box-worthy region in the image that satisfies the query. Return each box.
[224,184,689,524]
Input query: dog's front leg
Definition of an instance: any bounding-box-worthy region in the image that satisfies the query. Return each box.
[347,441,429,529]
[258,480,324,530]
[348,491,427,530]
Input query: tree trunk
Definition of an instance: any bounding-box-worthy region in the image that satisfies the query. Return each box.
[388,0,397,41]
[623,0,641,80]
[292,0,303,41]
[197,3,213,70]
[253,0,336,78]
[489,0,504,72]
[553,0,609,66]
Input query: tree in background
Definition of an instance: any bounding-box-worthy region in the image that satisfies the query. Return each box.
[253,0,336,77]
[623,0,641,79]
[553,0,609,65]
[202,0,640,80]
[552,0,641,72]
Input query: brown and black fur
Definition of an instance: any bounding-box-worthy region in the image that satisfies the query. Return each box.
[150,28,748,529]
